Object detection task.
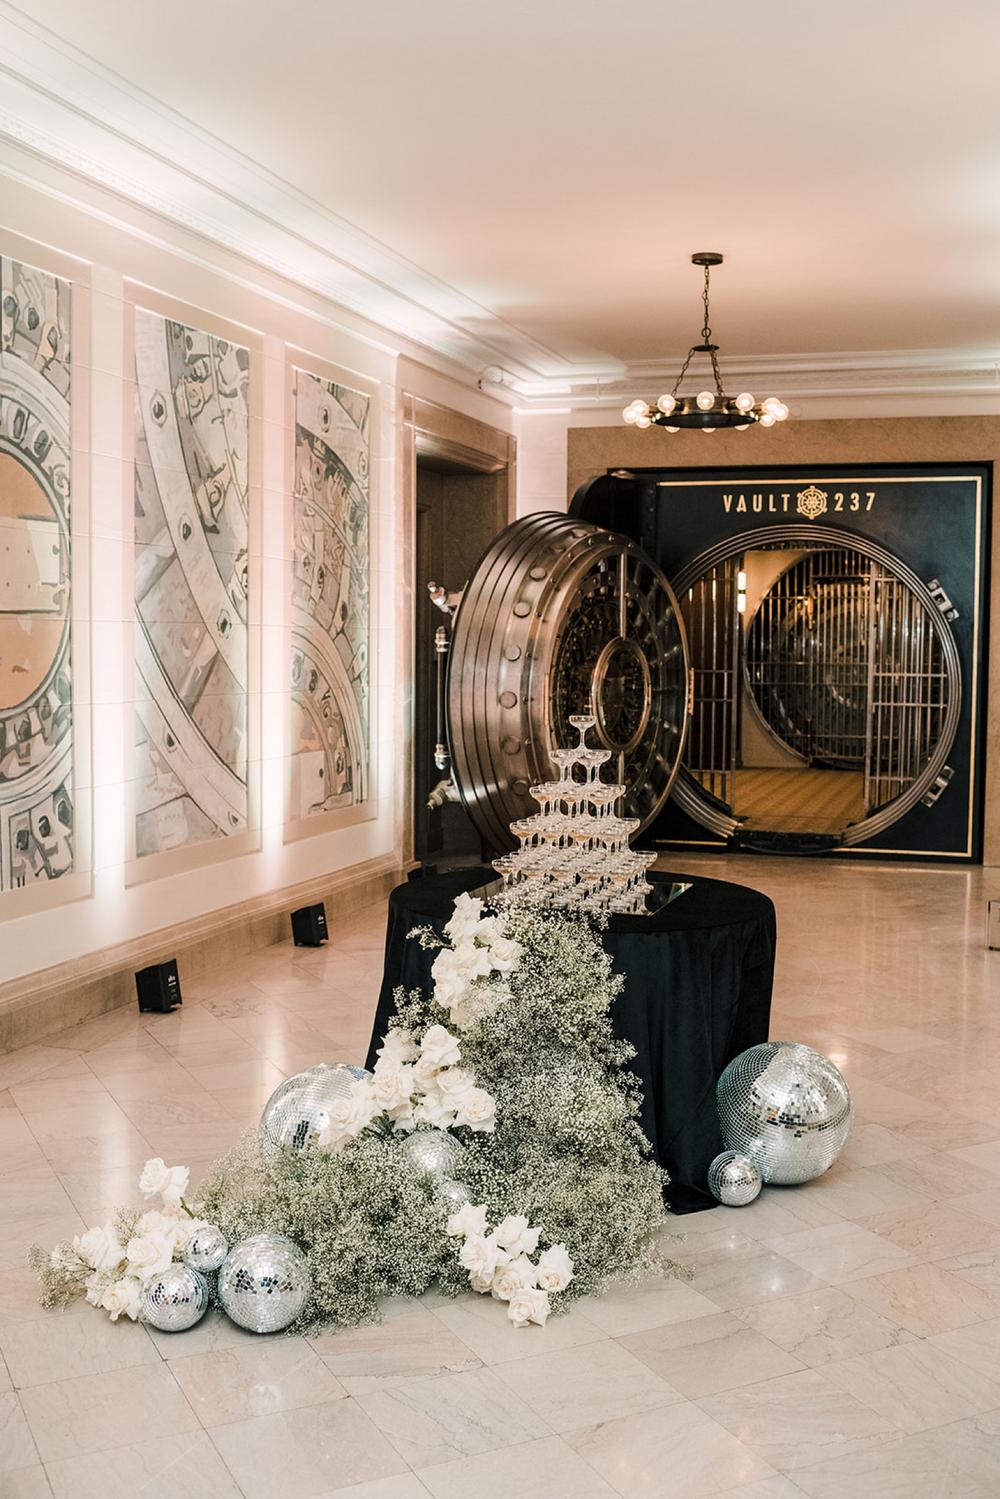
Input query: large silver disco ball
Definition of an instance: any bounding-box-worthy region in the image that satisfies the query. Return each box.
[401,1129,466,1180]
[217,1233,311,1334]
[184,1224,228,1274]
[259,1063,371,1156]
[141,1263,210,1332]
[717,1042,852,1186]
[708,1151,763,1207]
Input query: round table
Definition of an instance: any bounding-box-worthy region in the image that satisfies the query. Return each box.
[366,868,776,1212]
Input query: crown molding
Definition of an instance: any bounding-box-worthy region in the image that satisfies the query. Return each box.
[1,3,999,415]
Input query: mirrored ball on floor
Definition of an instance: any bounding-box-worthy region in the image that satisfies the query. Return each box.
[717,1041,853,1185]
[184,1223,228,1273]
[141,1263,210,1332]
[401,1128,466,1180]
[217,1233,311,1334]
[708,1150,763,1206]
[259,1063,372,1155]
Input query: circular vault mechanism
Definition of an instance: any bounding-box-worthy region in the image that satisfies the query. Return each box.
[447,512,690,852]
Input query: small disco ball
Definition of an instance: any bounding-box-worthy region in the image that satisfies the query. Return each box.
[184,1224,228,1274]
[217,1233,311,1334]
[259,1063,372,1156]
[708,1150,763,1207]
[717,1041,853,1186]
[141,1263,210,1332]
[439,1178,471,1212]
[401,1129,466,1180]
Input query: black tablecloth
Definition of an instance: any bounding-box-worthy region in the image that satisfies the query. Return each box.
[366,868,776,1212]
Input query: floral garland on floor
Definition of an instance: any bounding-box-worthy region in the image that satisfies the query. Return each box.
[33,892,678,1331]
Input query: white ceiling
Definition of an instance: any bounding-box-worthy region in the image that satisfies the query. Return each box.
[2,0,1000,397]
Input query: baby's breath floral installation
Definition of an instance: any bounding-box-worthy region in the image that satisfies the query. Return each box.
[33,891,678,1334]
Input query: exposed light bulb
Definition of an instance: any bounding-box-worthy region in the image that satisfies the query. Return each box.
[696,390,716,411]
[734,423,750,431]
[762,397,783,416]
[622,406,638,423]
[735,392,755,413]
[656,394,676,416]
[758,412,776,427]
[635,415,652,428]
[774,401,789,421]
[664,425,679,433]
[701,425,716,433]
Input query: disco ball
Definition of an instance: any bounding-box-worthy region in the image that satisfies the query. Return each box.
[217,1233,311,1334]
[717,1042,853,1186]
[184,1224,228,1274]
[141,1263,210,1332]
[259,1063,372,1155]
[401,1129,466,1180]
[439,1179,471,1212]
[708,1151,763,1207]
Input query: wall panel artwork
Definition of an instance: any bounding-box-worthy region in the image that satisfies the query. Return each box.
[290,368,370,821]
[133,308,250,858]
[0,258,73,891]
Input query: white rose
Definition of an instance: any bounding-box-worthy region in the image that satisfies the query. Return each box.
[137,1210,190,1253]
[459,1232,502,1284]
[413,1092,458,1129]
[419,1024,461,1071]
[446,1202,488,1239]
[371,1061,415,1112]
[389,1101,417,1132]
[491,1255,538,1302]
[435,1066,475,1102]
[469,1272,494,1295]
[138,1158,189,1207]
[453,1087,497,1133]
[444,892,484,943]
[431,947,469,999]
[508,1287,551,1328]
[125,1232,174,1281]
[74,1223,125,1273]
[494,1215,541,1257]
[138,1158,171,1197]
[317,1091,377,1151]
[85,1271,111,1307]
[488,936,523,974]
[454,943,494,982]
[101,1275,144,1322]
[535,1244,574,1293]
[377,1027,418,1064]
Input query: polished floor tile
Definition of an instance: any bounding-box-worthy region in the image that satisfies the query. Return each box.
[2,858,1000,1497]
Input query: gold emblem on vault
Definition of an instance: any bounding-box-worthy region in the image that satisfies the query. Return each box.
[796,485,828,520]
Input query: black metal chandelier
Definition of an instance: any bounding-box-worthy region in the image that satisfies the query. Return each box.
[623,252,789,433]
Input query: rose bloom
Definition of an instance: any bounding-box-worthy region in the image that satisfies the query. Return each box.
[413,1092,458,1129]
[137,1210,191,1253]
[508,1286,551,1328]
[371,1060,415,1112]
[434,1066,475,1102]
[494,1215,542,1257]
[459,1232,502,1284]
[377,1027,418,1065]
[138,1158,189,1206]
[491,1255,538,1302]
[100,1275,144,1322]
[444,892,484,943]
[454,1087,497,1133]
[535,1244,574,1292]
[419,1024,461,1071]
[446,1202,488,1239]
[73,1223,125,1273]
[125,1232,174,1281]
[488,935,523,973]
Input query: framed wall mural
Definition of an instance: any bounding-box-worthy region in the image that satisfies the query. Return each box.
[133,307,250,860]
[288,366,371,829]
[0,257,73,892]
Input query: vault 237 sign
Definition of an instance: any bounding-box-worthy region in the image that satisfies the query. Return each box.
[723,485,877,518]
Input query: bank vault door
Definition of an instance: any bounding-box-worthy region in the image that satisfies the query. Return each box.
[673,534,962,846]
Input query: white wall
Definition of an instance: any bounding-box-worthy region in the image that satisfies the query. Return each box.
[0,172,513,984]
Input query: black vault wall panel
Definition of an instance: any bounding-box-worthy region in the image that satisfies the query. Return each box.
[572,464,989,861]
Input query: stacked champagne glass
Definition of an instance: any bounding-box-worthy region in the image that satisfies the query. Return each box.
[493,713,657,915]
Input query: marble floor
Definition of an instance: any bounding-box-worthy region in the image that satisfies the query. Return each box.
[2,854,1000,1498]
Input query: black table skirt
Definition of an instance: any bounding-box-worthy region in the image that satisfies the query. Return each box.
[366,868,776,1213]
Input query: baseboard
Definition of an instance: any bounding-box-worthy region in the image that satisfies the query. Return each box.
[0,853,404,1055]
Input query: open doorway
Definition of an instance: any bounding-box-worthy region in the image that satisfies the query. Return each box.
[413,436,511,864]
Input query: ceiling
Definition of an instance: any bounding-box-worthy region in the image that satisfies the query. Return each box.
[2,0,1000,396]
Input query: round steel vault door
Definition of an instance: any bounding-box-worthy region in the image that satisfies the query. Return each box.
[447,512,689,851]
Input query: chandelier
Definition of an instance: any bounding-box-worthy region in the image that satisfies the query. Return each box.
[623,252,789,433]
